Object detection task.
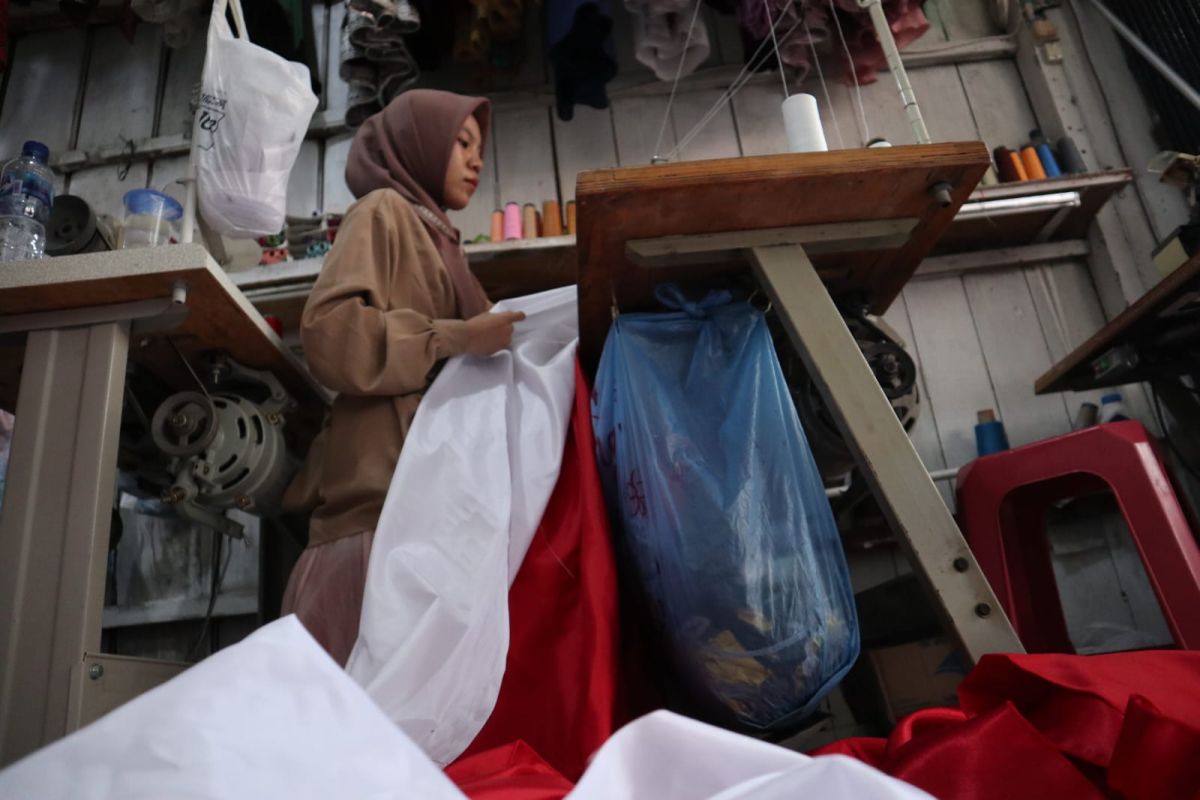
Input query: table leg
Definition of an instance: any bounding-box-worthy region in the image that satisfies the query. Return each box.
[0,322,129,765]
[748,243,1024,663]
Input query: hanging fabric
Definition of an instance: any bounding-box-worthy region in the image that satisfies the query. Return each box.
[626,0,711,82]
[827,0,927,84]
[547,0,619,122]
[341,0,422,126]
[449,362,623,783]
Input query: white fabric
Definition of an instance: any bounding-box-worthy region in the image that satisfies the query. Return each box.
[0,616,463,800]
[346,285,580,766]
[0,621,930,799]
[573,711,933,800]
[627,1,711,81]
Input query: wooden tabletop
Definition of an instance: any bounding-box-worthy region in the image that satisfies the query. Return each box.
[574,142,991,367]
[1036,251,1200,394]
[0,244,330,439]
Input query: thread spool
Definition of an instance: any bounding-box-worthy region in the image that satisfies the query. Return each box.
[522,203,539,239]
[503,202,522,240]
[975,409,1010,456]
[566,201,577,235]
[781,94,828,154]
[994,147,1027,182]
[1030,130,1062,178]
[490,210,504,242]
[1058,136,1087,174]
[1021,146,1048,180]
[1035,143,1062,178]
[543,200,563,236]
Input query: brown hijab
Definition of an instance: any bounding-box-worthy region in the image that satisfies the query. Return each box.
[345,89,491,320]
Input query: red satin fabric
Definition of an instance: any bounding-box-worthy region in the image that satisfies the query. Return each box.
[448,362,621,792]
[817,650,1200,799]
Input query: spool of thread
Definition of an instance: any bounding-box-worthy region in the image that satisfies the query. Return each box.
[1020,146,1048,180]
[1058,136,1087,174]
[503,202,522,240]
[1073,401,1099,430]
[522,203,539,239]
[566,201,577,235]
[490,210,504,242]
[1035,143,1062,178]
[975,409,1011,457]
[543,200,563,236]
[994,147,1028,182]
[1029,131,1062,178]
[781,94,828,154]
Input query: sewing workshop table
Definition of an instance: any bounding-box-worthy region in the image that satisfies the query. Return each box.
[1036,251,1200,395]
[575,142,1025,665]
[0,244,329,766]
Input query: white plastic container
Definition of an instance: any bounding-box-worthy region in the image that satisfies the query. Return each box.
[119,189,183,249]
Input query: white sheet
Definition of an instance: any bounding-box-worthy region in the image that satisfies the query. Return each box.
[345,285,580,766]
[0,616,463,800]
[0,618,931,800]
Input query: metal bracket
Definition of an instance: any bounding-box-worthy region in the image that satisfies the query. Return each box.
[0,281,190,337]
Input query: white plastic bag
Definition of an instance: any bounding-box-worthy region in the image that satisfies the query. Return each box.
[196,0,317,238]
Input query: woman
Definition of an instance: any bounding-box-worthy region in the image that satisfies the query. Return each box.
[281,89,524,665]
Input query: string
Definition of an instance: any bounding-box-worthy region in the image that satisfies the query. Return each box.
[664,14,805,161]
[828,0,870,145]
[651,0,707,163]
[805,18,844,149]
[763,0,790,98]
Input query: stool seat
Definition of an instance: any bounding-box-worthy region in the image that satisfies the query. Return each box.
[956,421,1200,653]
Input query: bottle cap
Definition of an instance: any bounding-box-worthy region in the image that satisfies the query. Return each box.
[21,141,50,163]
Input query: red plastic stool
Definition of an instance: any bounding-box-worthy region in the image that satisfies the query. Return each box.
[956,421,1200,653]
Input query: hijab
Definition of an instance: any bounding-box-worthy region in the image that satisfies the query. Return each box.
[345,89,492,320]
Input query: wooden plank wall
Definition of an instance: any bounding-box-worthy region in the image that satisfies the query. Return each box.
[0,0,1177,650]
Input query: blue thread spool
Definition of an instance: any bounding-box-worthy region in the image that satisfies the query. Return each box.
[975,409,1010,457]
[1030,129,1063,177]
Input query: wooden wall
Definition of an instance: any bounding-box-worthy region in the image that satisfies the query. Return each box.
[0,0,1183,652]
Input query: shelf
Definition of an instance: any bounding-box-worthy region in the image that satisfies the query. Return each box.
[229,170,1133,334]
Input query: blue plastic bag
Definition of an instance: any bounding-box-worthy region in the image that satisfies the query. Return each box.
[592,286,859,732]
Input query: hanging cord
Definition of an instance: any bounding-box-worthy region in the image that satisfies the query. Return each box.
[663,13,806,161]
[188,531,233,661]
[763,0,790,97]
[828,0,869,145]
[651,0,707,164]
[805,18,844,149]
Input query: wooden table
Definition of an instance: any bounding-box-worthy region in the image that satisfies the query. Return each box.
[1036,252,1200,395]
[0,244,329,766]
[575,142,1024,665]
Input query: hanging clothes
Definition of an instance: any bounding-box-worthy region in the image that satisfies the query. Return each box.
[405,0,455,71]
[827,0,928,84]
[626,0,711,82]
[240,0,324,95]
[340,1,421,126]
[547,0,618,122]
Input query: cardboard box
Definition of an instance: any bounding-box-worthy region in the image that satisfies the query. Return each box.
[868,637,967,724]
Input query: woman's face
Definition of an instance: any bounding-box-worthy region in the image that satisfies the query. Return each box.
[442,114,483,211]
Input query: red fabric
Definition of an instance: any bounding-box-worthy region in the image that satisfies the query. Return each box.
[816,650,1200,799]
[448,361,621,794]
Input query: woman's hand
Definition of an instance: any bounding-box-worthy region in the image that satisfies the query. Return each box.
[464,310,526,355]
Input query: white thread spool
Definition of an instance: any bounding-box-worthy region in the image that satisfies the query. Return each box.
[781,94,828,154]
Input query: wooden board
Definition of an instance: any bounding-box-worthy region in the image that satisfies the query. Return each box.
[0,245,330,439]
[575,142,990,366]
[1036,252,1200,394]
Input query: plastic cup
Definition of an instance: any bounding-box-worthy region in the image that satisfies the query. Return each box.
[120,189,183,249]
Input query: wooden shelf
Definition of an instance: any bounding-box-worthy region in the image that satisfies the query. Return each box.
[229,170,1133,338]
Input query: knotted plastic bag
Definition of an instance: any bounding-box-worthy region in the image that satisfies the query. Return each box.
[196,0,318,238]
[592,286,859,731]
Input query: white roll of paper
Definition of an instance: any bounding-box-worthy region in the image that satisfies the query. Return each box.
[782,93,829,154]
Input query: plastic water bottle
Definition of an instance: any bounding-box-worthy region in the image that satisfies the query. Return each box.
[0,141,55,262]
[1099,393,1131,424]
